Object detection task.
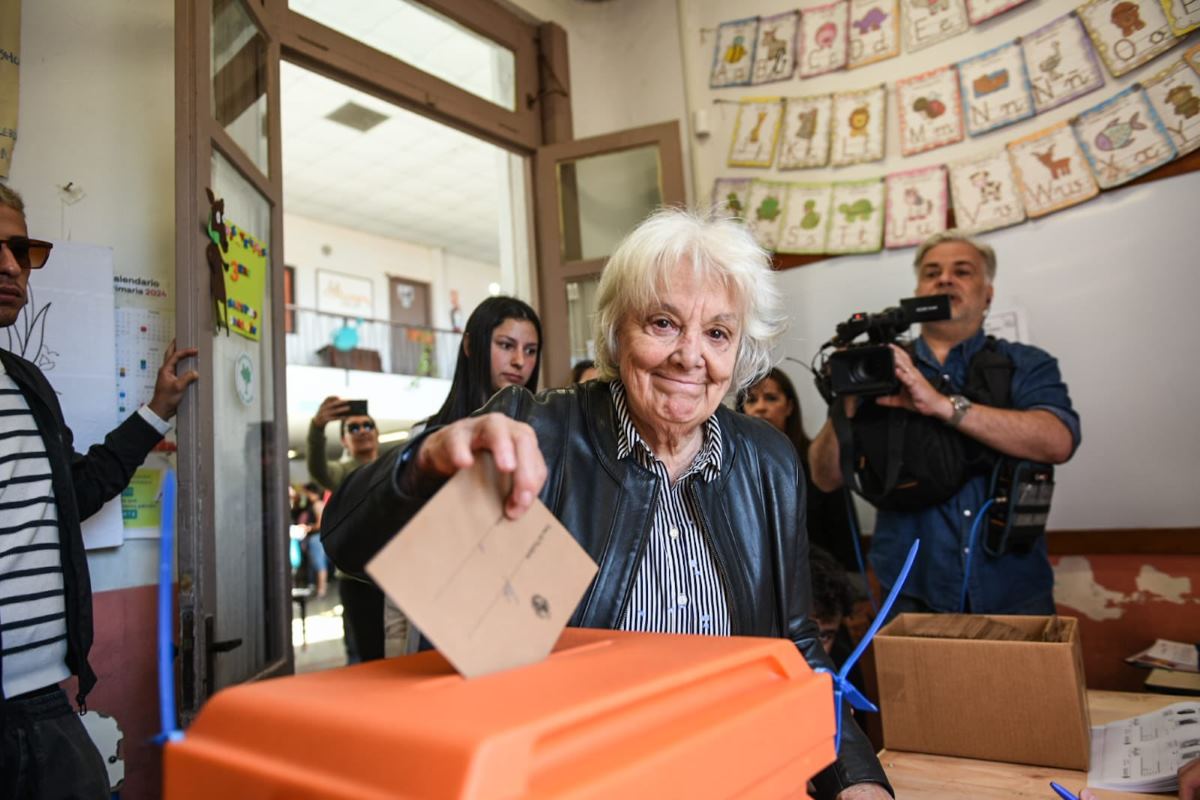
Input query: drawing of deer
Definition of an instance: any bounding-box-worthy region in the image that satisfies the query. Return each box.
[1033,146,1071,179]
[761,27,789,69]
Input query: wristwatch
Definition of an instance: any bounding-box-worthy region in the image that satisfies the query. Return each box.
[945,394,972,428]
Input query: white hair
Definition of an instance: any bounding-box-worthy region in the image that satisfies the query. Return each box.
[593,206,787,393]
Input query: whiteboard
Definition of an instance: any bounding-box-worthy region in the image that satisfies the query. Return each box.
[772,170,1200,531]
[8,242,123,549]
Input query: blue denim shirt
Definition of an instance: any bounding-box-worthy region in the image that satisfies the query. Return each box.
[869,330,1081,614]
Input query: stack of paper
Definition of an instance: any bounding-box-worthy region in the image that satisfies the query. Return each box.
[1126,639,1200,673]
[1087,701,1200,792]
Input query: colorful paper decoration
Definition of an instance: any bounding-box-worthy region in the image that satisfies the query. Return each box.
[1160,0,1200,35]
[896,66,964,156]
[711,177,753,219]
[1077,0,1180,78]
[777,184,834,254]
[221,220,267,341]
[848,0,900,69]
[799,1,850,78]
[948,150,1027,233]
[1022,14,1108,114]
[1007,121,1099,218]
[1144,58,1200,157]
[752,12,799,84]
[902,0,969,53]
[710,17,759,88]
[778,95,833,169]
[745,180,789,250]
[728,99,784,167]
[958,41,1036,137]
[831,85,887,165]
[1073,85,1176,188]
[885,166,948,249]
[828,180,886,254]
[965,0,1031,24]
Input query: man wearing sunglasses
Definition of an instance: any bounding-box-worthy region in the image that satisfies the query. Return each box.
[307,395,384,663]
[0,184,198,797]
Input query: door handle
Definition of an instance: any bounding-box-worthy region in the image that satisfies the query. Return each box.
[204,614,243,698]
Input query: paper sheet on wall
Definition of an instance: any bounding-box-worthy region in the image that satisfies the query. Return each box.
[778,95,833,169]
[710,17,758,88]
[0,0,18,178]
[1074,85,1176,189]
[121,467,163,533]
[751,11,798,84]
[8,242,123,549]
[1022,14,1108,115]
[1144,58,1200,158]
[1077,0,1181,78]
[745,180,787,250]
[115,308,172,417]
[847,0,899,70]
[983,307,1026,343]
[1087,701,1200,792]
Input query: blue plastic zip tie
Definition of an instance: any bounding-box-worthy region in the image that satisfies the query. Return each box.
[958,498,995,613]
[155,470,184,744]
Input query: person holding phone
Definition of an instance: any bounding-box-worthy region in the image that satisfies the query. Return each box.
[307,396,383,662]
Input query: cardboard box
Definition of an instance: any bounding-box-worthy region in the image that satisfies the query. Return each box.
[165,628,836,799]
[874,614,1090,770]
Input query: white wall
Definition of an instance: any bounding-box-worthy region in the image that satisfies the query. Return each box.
[9,0,175,590]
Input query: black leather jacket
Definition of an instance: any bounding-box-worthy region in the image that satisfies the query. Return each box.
[323,382,891,797]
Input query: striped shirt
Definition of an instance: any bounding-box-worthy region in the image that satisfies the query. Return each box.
[0,361,70,698]
[610,382,732,636]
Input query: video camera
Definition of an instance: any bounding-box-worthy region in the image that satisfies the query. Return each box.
[813,295,951,401]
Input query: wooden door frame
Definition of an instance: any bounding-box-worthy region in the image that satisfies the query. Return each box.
[534,120,686,388]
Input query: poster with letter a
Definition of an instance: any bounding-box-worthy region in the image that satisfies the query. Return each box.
[1077,0,1180,78]
[1073,85,1176,188]
[0,0,19,178]
[1007,121,1098,218]
[1144,58,1200,157]
[848,0,900,69]
[1022,14,1107,115]
[711,17,759,88]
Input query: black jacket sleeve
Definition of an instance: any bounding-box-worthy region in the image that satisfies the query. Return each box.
[69,411,164,521]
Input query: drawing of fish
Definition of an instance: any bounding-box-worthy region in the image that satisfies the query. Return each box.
[1094,113,1146,151]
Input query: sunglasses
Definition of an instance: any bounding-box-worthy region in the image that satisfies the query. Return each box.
[346,421,375,434]
[0,237,54,270]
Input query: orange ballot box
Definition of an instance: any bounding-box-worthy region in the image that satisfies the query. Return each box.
[165,628,835,800]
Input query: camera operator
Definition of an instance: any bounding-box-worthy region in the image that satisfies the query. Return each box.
[809,230,1080,617]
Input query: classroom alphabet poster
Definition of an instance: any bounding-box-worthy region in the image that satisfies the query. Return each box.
[1161,0,1200,34]
[965,0,1030,24]
[745,181,788,250]
[799,1,850,78]
[896,66,964,156]
[1008,121,1099,218]
[831,85,886,164]
[710,17,758,88]
[712,177,753,219]
[1074,85,1176,188]
[1144,58,1200,157]
[728,99,783,167]
[222,219,267,341]
[827,180,886,254]
[777,184,834,254]
[848,0,900,69]
[778,95,833,168]
[959,41,1035,137]
[902,0,969,53]
[1078,0,1180,78]
[885,166,947,248]
[1022,14,1107,114]
[948,149,1027,233]
[752,12,799,84]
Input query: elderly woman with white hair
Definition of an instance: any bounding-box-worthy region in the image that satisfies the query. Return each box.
[323,208,892,798]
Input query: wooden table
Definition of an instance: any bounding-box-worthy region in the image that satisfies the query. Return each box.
[880,691,1181,799]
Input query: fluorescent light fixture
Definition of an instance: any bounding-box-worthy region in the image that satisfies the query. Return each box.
[487,282,501,296]
[287,449,298,459]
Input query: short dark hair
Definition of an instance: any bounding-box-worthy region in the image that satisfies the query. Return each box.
[736,367,811,457]
[809,545,854,621]
[339,415,376,438]
[570,359,595,384]
[429,296,542,427]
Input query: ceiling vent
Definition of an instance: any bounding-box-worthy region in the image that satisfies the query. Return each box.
[325,101,389,132]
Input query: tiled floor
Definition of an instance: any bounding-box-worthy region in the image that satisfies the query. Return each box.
[292,580,351,674]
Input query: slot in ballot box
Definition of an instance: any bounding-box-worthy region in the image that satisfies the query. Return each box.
[165,628,835,800]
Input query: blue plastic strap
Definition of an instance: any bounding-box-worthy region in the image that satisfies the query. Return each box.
[155,470,184,744]
[817,538,921,753]
[958,497,995,613]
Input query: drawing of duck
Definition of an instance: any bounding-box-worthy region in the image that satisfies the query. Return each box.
[800,200,822,229]
[1094,113,1146,151]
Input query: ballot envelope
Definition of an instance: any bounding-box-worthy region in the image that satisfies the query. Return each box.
[164,627,836,799]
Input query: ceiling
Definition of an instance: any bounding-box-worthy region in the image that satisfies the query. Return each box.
[280,60,509,265]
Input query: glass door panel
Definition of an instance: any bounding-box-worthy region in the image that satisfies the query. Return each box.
[557,146,663,262]
[212,0,270,173]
